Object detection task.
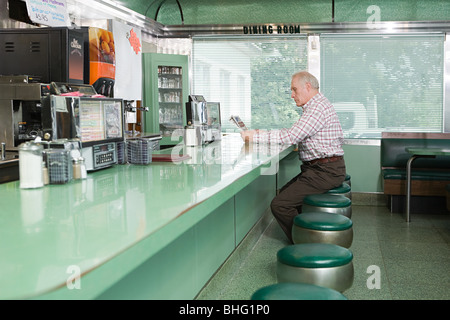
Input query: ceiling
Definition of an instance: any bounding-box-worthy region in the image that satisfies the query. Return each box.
[109,0,450,27]
[112,0,335,25]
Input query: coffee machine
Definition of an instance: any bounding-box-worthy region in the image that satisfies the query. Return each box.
[185,95,221,145]
[0,75,52,151]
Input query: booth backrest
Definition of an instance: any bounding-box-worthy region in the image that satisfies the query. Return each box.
[381,132,450,169]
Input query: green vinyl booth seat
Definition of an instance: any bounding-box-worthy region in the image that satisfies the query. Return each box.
[303,194,352,218]
[251,282,348,300]
[382,169,450,181]
[292,212,353,248]
[277,243,354,292]
[325,182,352,199]
[380,133,450,198]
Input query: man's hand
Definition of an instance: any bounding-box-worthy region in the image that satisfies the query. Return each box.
[240,129,257,143]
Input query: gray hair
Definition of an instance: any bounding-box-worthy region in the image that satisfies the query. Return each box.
[292,71,319,89]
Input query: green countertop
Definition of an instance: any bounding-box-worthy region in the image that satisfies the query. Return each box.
[0,134,294,299]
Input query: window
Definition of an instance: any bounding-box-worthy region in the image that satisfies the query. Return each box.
[192,36,308,131]
[321,33,445,139]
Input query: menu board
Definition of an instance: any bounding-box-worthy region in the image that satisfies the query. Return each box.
[79,101,105,142]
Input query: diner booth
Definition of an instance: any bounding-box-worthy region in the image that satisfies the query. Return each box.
[0,0,449,303]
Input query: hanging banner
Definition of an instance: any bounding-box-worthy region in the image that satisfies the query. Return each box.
[111,20,142,100]
[24,0,71,27]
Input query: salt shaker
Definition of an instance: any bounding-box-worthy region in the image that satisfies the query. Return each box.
[72,158,82,180]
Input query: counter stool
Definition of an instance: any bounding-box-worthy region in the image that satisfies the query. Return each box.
[292,212,353,248]
[277,243,354,292]
[303,194,352,218]
[251,282,348,300]
[344,173,351,186]
[326,182,352,199]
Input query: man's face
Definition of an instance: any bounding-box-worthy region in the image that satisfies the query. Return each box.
[290,77,309,107]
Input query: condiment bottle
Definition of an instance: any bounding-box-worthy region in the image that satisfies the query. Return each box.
[72,158,82,180]
[42,162,49,185]
[79,157,87,179]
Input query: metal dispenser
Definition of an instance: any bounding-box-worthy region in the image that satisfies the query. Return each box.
[185,95,221,145]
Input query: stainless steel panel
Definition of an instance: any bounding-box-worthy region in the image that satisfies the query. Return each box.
[302,204,352,218]
[12,84,43,101]
[0,84,16,100]
[0,156,19,184]
[164,21,450,38]
[0,100,14,149]
[277,262,354,293]
[0,83,42,100]
[292,226,353,248]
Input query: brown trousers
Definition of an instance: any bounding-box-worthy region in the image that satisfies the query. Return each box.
[270,158,346,243]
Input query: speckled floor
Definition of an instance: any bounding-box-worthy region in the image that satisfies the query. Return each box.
[196,205,450,300]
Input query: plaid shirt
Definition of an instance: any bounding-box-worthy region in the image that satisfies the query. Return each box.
[253,93,344,161]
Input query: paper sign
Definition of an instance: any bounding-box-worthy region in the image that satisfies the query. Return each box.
[24,0,71,27]
[111,20,142,100]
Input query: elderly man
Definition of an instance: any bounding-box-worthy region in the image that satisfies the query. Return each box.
[241,71,346,243]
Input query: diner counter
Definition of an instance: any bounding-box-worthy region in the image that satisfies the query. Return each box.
[0,134,296,299]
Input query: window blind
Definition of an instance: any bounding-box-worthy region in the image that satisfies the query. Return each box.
[320,33,444,139]
[192,36,308,131]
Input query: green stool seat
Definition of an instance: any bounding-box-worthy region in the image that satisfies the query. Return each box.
[294,212,352,231]
[326,182,351,199]
[277,243,354,292]
[251,282,348,300]
[278,243,353,268]
[304,194,351,208]
[303,194,352,218]
[292,212,353,248]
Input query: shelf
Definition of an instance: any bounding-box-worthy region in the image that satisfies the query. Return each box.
[159,102,182,106]
[158,73,182,77]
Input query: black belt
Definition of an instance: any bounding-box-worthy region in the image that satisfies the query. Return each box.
[303,156,343,166]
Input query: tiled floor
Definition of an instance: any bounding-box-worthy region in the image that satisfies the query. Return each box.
[197,205,450,300]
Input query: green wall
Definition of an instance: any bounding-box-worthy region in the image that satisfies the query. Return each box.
[278,146,383,193]
[343,144,382,193]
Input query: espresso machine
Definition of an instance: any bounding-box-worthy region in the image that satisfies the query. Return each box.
[185,95,221,146]
[0,75,51,151]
